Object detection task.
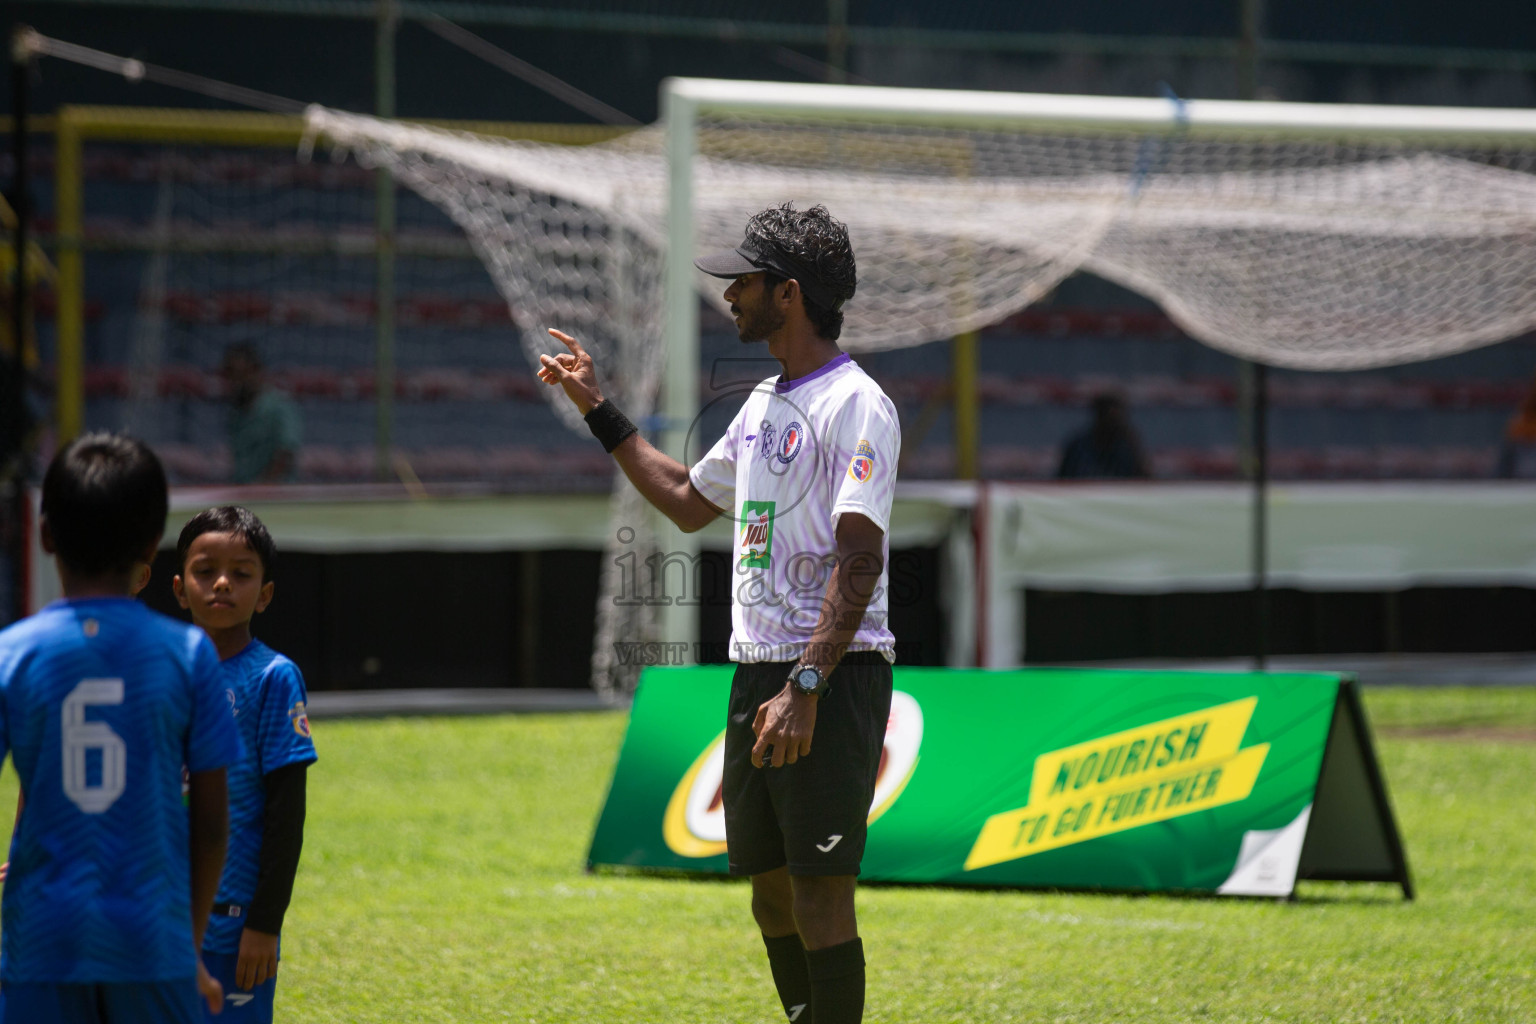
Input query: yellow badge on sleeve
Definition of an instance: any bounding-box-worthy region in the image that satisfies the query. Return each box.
[848,439,876,482]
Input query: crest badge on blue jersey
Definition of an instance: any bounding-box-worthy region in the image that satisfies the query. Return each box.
[290,701,312,739]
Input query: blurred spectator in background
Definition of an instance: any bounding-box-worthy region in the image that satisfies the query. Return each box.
[1056,391,1152,479]
[223,342,301,484]
[1497,373,1536,478]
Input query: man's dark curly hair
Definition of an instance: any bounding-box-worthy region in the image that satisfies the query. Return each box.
[745,203,856,341]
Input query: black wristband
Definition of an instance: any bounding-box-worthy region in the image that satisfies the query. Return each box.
[585,399,639,453]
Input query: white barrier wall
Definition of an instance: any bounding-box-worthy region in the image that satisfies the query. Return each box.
[980,482,1536,667]
[26,482,979,667]
[29,482,1536,672]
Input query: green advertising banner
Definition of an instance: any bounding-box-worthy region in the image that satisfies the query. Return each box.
[588,667,1411,898]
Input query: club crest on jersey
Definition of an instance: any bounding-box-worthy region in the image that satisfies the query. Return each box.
[758,422,777,462]
[848,439,876,483]
[776,421,804,465]
[226,688,240,717]
[739,500,776,569]
[289,701,312,739]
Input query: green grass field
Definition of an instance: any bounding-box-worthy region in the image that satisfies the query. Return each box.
[3,686,1533,1022]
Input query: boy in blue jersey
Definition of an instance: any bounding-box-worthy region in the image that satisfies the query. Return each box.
[172,506,316,1023]
[0,432,240,1023]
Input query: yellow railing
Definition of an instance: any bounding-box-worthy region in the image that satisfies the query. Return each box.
[0,192,53,369]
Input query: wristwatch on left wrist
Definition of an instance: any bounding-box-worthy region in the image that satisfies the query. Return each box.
[788,664,830,699]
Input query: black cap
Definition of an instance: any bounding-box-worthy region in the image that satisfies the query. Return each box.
[694,239,848,311]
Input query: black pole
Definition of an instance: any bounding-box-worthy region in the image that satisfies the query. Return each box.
[10,31,28,379]
[1237,0,1269,670]
[6,26,34,624]
[1237,0,1263,100]
[826,0,848,83]
[1253,362,1269,668]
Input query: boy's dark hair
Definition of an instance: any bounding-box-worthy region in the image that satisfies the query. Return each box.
[746,203,857,341]
[176,505,277,582]
[42,432,169,577]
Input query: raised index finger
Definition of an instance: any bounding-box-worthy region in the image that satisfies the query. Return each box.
[547,328,587,360]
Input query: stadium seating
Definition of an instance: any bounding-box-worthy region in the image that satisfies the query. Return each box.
[54,143,1536,485]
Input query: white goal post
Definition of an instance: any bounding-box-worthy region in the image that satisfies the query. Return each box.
[656,77,1536,661]
[307,80,1536,689]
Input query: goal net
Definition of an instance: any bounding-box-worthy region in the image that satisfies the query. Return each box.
[304,80,1536,695]
[56,108,626,488]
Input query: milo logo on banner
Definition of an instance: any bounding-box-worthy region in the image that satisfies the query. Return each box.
[739,500,776,569]
[663,692,925,859]
[965,697,1270,870]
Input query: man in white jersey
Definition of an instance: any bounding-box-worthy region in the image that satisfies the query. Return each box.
[538,203,897,1024]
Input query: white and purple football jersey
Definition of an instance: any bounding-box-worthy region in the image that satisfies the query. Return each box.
[690,352,901,663]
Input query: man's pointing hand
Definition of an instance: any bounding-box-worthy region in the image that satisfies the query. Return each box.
[538,328,605,415]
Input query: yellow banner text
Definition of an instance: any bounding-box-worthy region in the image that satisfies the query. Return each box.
[965,697,1269,870]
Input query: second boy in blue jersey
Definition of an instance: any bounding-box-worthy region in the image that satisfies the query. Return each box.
[0,433,240,1024]
[174,507,317,1023]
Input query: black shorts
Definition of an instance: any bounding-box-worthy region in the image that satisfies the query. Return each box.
[722,651,894,878]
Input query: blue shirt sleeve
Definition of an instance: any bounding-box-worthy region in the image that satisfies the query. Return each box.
[0,638,14,765]
[0,656,10,765]
[186,635,244,774]
[256,659,317,776]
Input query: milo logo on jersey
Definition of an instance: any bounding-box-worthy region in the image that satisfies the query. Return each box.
[739,500,776,569]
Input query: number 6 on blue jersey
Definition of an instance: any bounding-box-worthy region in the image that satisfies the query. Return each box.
[62,678,128,814]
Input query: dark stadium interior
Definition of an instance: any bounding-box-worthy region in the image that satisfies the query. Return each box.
[139,545,946,688]
[3,1,1530,120]
[1023,586,1536,663]
[134,532,1536,687]
[8,3,1535,493]
[0,137,1520,489]
[4,0,1535,677]
[3,8,1535,1020]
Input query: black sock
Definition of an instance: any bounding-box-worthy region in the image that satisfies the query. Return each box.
[763,932,812,1022]
[806,937,865,1024]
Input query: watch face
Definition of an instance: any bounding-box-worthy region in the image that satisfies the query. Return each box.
[794,668,821,693]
